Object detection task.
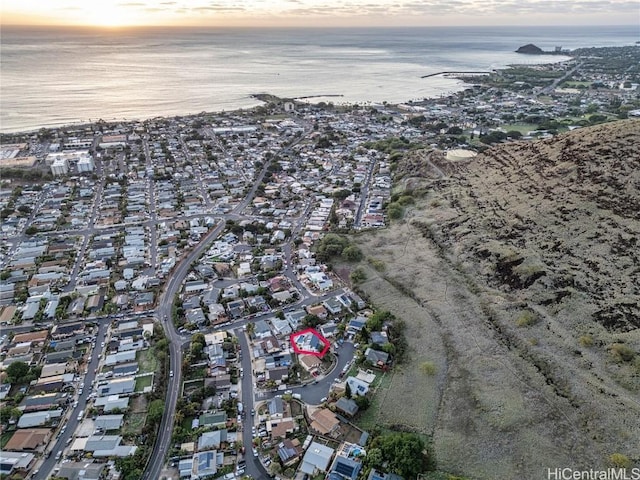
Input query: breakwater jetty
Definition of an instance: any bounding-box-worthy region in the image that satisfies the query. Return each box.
[421,71,493,79]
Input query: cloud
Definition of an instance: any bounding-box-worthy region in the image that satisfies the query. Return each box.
[253,0,640,20]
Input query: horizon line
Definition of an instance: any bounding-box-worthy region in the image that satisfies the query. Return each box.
[2,22,639,29]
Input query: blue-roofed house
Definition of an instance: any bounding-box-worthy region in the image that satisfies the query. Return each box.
[370,331,389,346]
[347,316,367,335]
[192,450,223,478]
[328,455,362,480]
[197,429,227,451]
[254,319,272,339]
[268,396,284,418]
[277,439,302,467]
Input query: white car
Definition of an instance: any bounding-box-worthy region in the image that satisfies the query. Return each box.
[252,448,258,457]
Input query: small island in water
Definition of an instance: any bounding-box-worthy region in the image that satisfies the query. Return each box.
[515,43,570,54]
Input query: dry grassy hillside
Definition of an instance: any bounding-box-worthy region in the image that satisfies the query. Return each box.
[430,119,639,331]
[354,119,640,478]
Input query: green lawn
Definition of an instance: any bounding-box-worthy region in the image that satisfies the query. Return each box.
[137,348,158,374]
[0,431,14,449]
[135,374,153,392]
[354,394,382,431]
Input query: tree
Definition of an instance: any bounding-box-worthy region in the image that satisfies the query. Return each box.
[342,245,363,262]
[345,381,352,399]
[350,267,367,285]
[147,399,165,426]
[6,361,30,384]
[375,432,429,478]
[246,322,255,337]
[302,314,322,328]
[386,203,403,220]
[354,395,370,410]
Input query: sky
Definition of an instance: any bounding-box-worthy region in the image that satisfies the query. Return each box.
[1,0,639,27]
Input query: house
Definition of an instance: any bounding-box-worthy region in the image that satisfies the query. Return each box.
[197,430,227,451]
[0,451,36,477]
[348,291,366,310]
[307,271,333,291]
[178,457,194,478]
[40,363,68,378]
[306,304,328,319]
[98,377,136,396]
[319,322,337,339]
[20,392,66,412]
[4,428,52,452]
[198,411,227,429]
[0,383,9,400]
[94,414,125,431]
[17,409,63,429]
[277,439,302,466]
[192,450,224,478]
[323,297,343,315]
[185,307,206,325]
[300,441,335,476]
[328,455,363,480]
[104,350,137,366]
[94,395,130,412]
[309,408,340,437]
[185,280,207,293]
[57,461,106,480]
[370,331,389,346]
[346,376,371,396]
[204,331,227,346]
[285,309,306,329]
[253,319,272,339]
[260,336,281,354]
[12,329,48,345]
[271,317,292,336]
[270,418,296,439]
[365,347,390,368]
[268,396,284,418]
[80,435,137,457]
[206,374,231,391]
[299,354,321,373]
[266,365,289,384]
[347,316,367,335]
[335,397,359,417]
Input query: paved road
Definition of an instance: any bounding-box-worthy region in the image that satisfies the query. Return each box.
[142,220,227,480]
[236,330,271,479]
[258,341,356,405]
[36,321,110,480]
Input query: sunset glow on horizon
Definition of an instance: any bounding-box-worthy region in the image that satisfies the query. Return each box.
[2,0,638,28]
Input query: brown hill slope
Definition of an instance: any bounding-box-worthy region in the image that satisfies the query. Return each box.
[353,119,639,478]
[430,119,639,331]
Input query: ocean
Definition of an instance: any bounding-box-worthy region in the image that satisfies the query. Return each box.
[1,24,637,133]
